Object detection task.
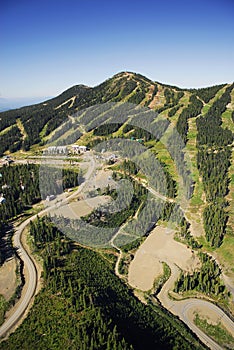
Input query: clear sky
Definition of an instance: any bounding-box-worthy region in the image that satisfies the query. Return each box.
[1,0,234,99]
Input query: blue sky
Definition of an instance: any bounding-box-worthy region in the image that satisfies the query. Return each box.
[1,0,234,99]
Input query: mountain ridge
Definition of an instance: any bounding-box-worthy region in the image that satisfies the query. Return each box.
[0,71,232,156]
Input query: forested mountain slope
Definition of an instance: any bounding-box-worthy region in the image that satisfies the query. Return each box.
[0,72,234,349]
[0,71,230,155]
[1,71,233,256]
[1,73,233,251]
[0,217,205,350]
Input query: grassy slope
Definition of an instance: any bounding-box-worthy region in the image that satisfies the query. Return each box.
[194,313,234,349]
[215,87,234,275]
[1,74,234,341]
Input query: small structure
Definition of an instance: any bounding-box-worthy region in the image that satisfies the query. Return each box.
[0,195,6,204]
[70,145,87,154]
[2,184,10,190]
[46,194,56,201]
[1,156,13,165]
[79,145,87,152]
[106,154,118,163]
[45,146,68,155]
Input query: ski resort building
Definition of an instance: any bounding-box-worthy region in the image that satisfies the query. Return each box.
[70,145,87,154]
[45,146,68,155]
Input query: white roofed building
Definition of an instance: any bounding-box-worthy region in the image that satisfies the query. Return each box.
[71,145,87,154]
[45,146,68,155]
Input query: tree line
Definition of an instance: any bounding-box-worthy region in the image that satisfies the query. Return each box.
[191,84,225,103]
[174,252,229,300]
[0,215,205,350]
[196,84,234,247]
[0,126,22,156]
[0,164,82,225]
[176,94,203,144]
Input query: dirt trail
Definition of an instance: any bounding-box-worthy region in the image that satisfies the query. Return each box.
[0,259,17,300]
[127,226,234,349]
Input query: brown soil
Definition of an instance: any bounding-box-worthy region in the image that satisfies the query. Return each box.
[0,259,17,301]
[128,226,200,291]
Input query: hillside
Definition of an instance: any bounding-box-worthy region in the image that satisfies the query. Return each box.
[0,72,234,349]
[1,71,234,274]
[0,71,228,155]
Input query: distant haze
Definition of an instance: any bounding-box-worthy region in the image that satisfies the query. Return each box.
[0,97,52,111]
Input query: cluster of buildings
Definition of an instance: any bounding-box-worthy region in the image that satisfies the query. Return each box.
[44,146,68,155]
[44,145,87,155]
[70,145,87,154]
[95,153,118,163]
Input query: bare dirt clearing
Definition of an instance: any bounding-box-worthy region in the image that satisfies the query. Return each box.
[50,196,110,219]
[0,259,17,301]
[128,226,200,291]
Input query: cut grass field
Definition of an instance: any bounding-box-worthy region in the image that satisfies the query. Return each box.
[16,118,27,140]
[0,125,14,136]
[201,85,228,116]
[151,141,179,180]
[169,92,191,123]
[226,148,234,232]
[201,104,210,115]
[187,118,205,207]
[74,129,95,146]
[222,96,234,229]
[39,122,48,139]
[222,110,234,132]
[216,234,234,275]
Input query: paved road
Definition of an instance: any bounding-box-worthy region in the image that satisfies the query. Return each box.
[0,153,96,339]
[181,300,233,350]
[157,263,234,350]
[109,171,234,349]
[0,217,37,338]
[125,176,234,349]
[118,173,234,349]
[1,153,234,349]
